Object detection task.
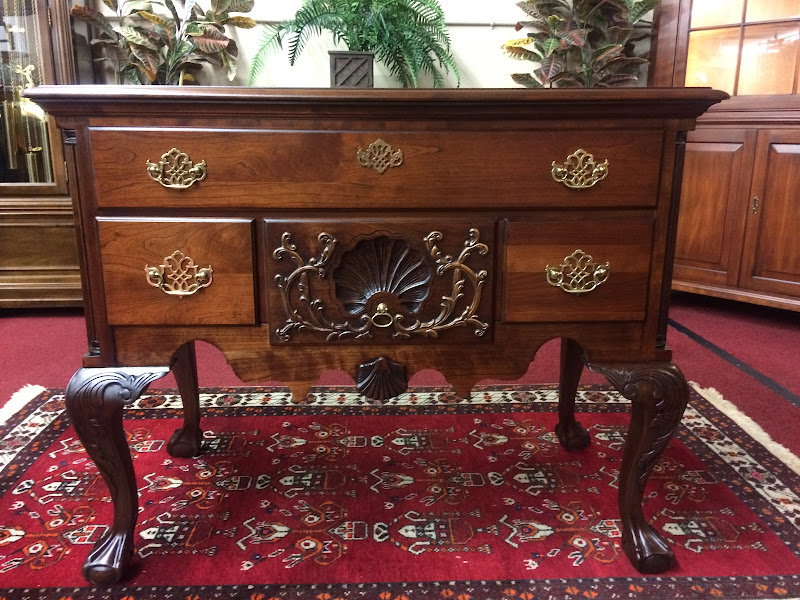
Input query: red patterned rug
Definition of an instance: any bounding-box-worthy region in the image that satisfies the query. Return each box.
[2,384,800,599]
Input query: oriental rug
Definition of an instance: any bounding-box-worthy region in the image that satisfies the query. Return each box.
[1,384,799,600]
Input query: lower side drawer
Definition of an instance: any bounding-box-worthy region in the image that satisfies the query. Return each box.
[97,218,256,325]
[504,216,654,322]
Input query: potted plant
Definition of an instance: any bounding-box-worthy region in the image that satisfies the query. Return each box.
[248,0,459,88]
[503,0,659,87]
[70,0,257,85]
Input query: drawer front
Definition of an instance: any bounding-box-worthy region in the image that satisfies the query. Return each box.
[90,128,662,209]
[265,218,495,344]
[504,217,654,322]
[98,219,256,325]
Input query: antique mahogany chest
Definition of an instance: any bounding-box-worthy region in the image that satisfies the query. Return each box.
[28,86,726,584]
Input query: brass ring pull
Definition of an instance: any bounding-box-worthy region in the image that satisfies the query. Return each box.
[146,148,207,189]
[371,302,394,328]
[551,149,609,189]
[545,249,610,294]
[145,250,213,297]
[357,138,403,174]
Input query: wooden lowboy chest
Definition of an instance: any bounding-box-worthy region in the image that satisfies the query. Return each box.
[27,86,726,584]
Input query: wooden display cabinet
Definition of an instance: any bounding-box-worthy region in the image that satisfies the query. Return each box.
[0,0,81,307]
[652,0,800,310]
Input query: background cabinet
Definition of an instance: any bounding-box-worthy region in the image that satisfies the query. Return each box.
[0,0,81,307]
[652,0,800,311]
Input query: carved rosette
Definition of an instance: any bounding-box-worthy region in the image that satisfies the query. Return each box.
[273,229,489,342]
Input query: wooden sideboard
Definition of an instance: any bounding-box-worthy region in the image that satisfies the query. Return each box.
[27,85,726,584]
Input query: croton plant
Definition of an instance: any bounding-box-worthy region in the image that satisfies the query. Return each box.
[503,0,659,88]
[70,0,257,84]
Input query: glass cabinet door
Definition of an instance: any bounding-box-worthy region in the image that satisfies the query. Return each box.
[1,0,63,190]
[685,0,800,96]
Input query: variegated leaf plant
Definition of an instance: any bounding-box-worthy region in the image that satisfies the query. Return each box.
[502,0,659,88]
[70,0,257,85]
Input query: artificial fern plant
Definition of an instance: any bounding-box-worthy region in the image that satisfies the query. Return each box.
[248,0,459,87]
[70,0,257,85]
[503,0,659,88]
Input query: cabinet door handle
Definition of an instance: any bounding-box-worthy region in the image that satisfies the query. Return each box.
[752,197,759,214]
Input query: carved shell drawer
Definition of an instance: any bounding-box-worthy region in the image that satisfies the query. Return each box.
[504,215,655,322]
[97,218,256,325]
[88,128,662,210]
[265,219,495,344]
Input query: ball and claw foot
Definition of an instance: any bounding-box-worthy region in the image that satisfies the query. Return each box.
[82,531,133,585]
[167,425,203,458]
[555,420,591,451]
[624,522,676,574]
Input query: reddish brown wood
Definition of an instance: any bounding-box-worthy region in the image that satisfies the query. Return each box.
[555,338,590,451]
[97,219,256,325]
[504,216,654,322]
[26,86,726,581]
[739,129,800,297]
[167,341,203,458]
[64,366,170,584]
[588,361,689,573]
[673,129,755,288]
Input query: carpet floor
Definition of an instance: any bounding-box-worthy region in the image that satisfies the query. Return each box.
[1,384,799,599]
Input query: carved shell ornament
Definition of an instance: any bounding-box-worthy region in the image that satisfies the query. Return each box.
[273,229,489,341]
[334,236,432,315]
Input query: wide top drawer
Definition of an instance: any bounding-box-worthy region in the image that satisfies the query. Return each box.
[89,127,664,209]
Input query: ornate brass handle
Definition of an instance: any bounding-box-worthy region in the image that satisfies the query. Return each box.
[146,148,207,189]
[551,149,609,189]
[357,138,403,174]
[145,250,213,297]
[370,302,394,328]
[545,249,610,294]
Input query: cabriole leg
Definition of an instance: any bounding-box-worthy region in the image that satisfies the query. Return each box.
[167,341,203,458]
[65,367,169,584]
[589,361,689,574]
[555,338,590,450]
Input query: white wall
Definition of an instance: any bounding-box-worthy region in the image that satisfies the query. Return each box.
[93,0,527,87]
[92,1,653,88]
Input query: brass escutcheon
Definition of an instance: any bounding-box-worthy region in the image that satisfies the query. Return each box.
[146,148,207,189]
[551,149,609,189]
[145,250,213,297]
[545,249,610,294]
[357,138,404,174]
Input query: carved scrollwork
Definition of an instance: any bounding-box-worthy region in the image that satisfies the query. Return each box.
[589,362,689,487]
[273,229,489,341]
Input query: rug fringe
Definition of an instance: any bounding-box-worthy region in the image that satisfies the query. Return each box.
[690,381,800,477]
[0,384,47,426]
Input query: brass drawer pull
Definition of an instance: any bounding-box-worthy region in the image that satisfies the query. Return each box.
[146,147,207,189]
[369,302,395,328]
[545,249,610,294]
[145,250,213,296]
[551,149,609,189]
[357,138,404,174]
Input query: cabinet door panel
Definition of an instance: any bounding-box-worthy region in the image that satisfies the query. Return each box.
[740,131,800,296]
[673,128,754,288]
